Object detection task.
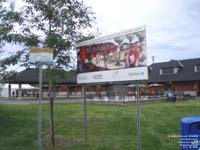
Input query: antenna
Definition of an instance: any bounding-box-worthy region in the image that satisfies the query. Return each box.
[152,56,155,64]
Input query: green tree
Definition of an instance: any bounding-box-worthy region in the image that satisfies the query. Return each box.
[0,0,96,147]
[0,0,95,70]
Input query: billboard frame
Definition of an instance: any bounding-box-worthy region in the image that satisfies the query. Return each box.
[77,26,146,47]
[77,26,147,150]
[77,25,148,84]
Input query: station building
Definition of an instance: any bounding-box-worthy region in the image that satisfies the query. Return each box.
[2,58,200,100]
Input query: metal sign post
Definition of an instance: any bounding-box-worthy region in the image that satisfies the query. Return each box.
[30,47,53,150]
[38,64,43,150]
[136,81,141,150]
[82,84,87,144]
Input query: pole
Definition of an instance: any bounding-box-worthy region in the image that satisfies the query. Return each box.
[38,65,43,150]
[136,81,141,150]
[50,94,55,146]
[82,84,87,144]
[48,67,55,147]
[48,0,55,146]
[8,84,11,100]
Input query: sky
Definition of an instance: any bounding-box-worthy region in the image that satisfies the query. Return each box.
[1,0,200,67]
[83,0,200,64]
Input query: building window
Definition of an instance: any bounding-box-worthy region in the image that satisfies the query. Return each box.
[194,65,200,72]
[160,67,174,75]
[198,65,200,72]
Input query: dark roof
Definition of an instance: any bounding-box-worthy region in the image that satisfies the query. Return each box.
[8,58,200,84]
[13,68,77,84]
[149,58,200,83]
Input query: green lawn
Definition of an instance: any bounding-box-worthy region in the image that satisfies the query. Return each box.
[0,100,200,150]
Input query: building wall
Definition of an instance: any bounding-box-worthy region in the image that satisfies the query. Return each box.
[52,81,199,98]
[147,86,164,96]
[173,82,196,96]
[173,82,194,91]
[1,88,10,98]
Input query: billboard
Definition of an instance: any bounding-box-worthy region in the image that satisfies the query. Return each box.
[77,26,148,84]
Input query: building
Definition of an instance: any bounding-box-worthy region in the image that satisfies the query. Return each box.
[6,68,79,99]
[2,58,200,100]
[148,58,200,96]
[0,84,38,98]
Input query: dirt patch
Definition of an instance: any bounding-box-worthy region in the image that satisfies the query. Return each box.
[43,135,80,147]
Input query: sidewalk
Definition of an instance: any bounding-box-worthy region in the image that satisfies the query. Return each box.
[0,98,82,105]
[0,96,167,105]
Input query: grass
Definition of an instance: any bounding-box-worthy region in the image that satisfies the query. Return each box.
[0,100,200,150]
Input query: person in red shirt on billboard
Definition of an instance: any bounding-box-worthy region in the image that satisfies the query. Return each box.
[129,42,139,67]
[80,46,86,64]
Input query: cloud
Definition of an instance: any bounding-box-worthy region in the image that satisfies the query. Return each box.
[84,0,200,63]
[147,0,200,62]
[2,0,200,66]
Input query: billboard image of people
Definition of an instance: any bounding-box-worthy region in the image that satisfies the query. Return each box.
[77,30,146,73]
[77,26,148,84]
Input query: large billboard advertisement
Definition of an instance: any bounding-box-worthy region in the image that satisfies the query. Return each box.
[77,26,148,84]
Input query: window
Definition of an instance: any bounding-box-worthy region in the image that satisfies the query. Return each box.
[160,67,174,75]
[160,67,181,75]
[198,65,200,72]
[163,68,174,75]
[194,65,200,72]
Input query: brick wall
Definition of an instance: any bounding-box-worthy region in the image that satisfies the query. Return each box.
[173,82,194,91]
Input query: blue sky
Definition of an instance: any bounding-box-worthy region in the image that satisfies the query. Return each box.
[84,0,200,64]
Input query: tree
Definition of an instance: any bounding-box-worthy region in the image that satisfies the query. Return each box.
[0,0,96,147]
[0,0,95,70]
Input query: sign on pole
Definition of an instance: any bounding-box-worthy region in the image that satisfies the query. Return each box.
[77,26,148,84]
[30,47,53,64]
[29,47,54,150]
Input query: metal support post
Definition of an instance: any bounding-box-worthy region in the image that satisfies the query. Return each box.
[136,81,141,150]
[82,84,87,144]
[38,65,43,150]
